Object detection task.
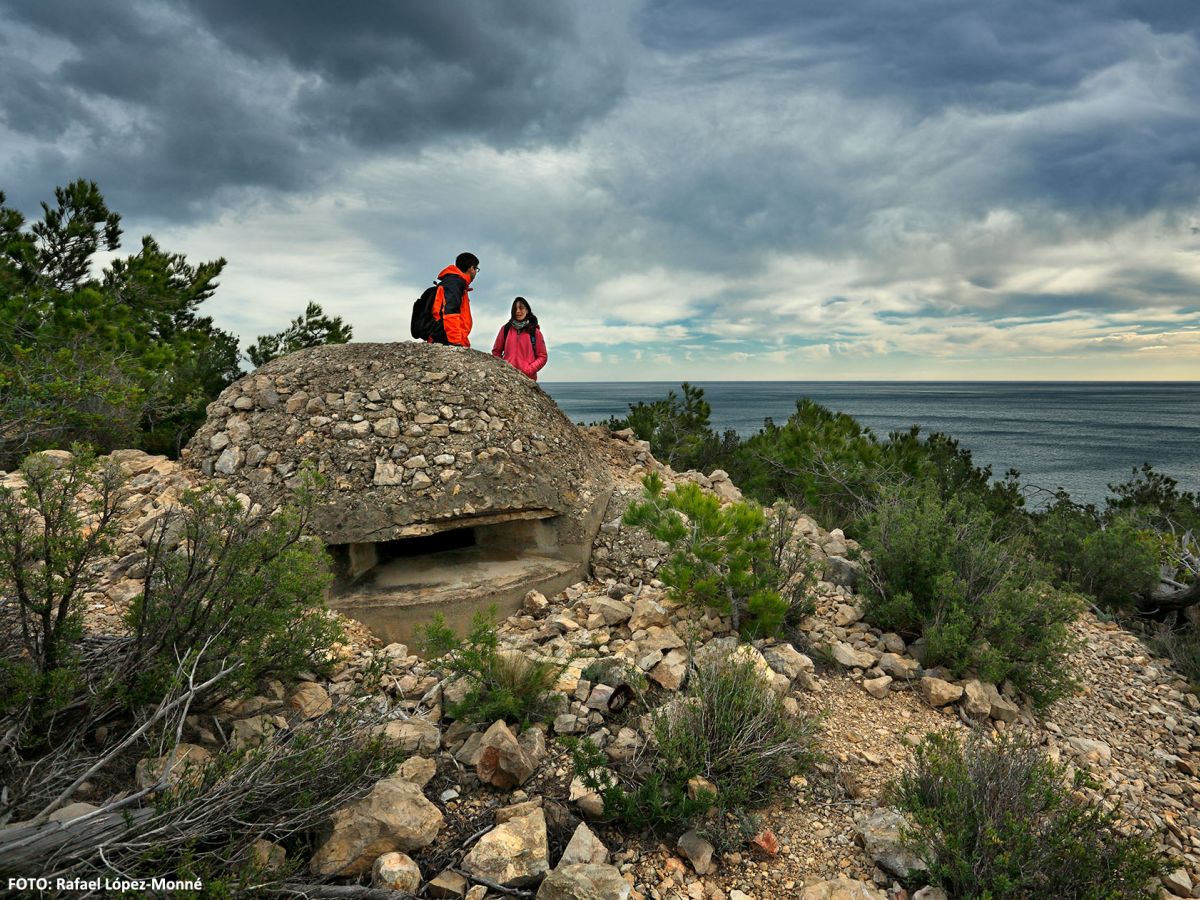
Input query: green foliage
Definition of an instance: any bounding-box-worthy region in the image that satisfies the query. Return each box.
[893,730,1167,899]
[862,481,1080,706]
[609,383,741,474]
[736,399,885,524]
[0,448,125,717]
[1107,463,1200,534]
[0,182,240,464]
[623,474,811,637]
[572,658,818,835]
[122,481,341,706]
[246,301,354,368]
[420,609,563,728]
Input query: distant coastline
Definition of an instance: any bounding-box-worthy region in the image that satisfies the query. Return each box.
[541,381,1200,508]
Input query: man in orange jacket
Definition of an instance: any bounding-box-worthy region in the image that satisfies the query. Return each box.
[430,251,479,347]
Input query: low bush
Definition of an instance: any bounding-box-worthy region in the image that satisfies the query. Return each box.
[0,447,125,721]
[420,609,562,728]
[608,382,741,476]
[893,730,1167,899]
[122,481,341,706]
[572,658,818,836]
[862,480,1080,707]
[623,473,814,638]
[1036,497,1161,609]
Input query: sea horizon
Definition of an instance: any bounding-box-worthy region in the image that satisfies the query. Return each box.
[540,380,1200,509]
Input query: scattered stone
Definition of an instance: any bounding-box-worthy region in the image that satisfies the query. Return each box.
[396,756,437,788]
[476,719,537,789]
[461,808,550,887]
[287,682,331,719]
[427,870,470,898]
[537,863,631,900]
[309,776,444,876]
[800,878,887,899]
[832,642,876,670]
[372,852,422,892]
[854,808,927,878]
[863,675,892,699]
[560,822,609,866]
[377,719,441,755]
[677,829,715,875]
[134,743,211,791]
[918,676,963,707]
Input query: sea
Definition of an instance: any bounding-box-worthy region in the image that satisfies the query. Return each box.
[540,381,1200,509]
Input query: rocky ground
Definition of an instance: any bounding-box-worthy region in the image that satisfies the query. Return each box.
[6,430,1199,899]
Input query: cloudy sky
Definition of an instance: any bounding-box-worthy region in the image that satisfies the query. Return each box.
[2,1,1198,380]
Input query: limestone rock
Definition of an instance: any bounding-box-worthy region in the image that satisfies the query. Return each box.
[372,852,422,892]
[919,676,963,707]
[309,776,444,876]
[863,675,892,699]
[878,653,920,679]
[832,642,876,670]
[629,597,671,630]
[135,743,211,791]
[476,719,537,789]
[677,829,714,875]
[854,808,927,877]
[559,822,609,866]
[461,808,550,887]
[649,648,689,690]
[799,877,887,900]
[396,756,437,788]
[377,719,441,755]
[762,643,814,681]
[537,864,631,900]
[287,682,331,719]
[427,870,469,898]
[48,802,99,823]
[959,679,991,718]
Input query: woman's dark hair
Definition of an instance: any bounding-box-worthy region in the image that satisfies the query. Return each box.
[456,251,480,271]
[511,296,538,326]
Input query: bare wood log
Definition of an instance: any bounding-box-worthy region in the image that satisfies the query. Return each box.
[0,809,154,874]
[1138,579,1200,614]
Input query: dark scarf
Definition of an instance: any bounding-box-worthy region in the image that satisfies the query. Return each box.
[509,315,537,331]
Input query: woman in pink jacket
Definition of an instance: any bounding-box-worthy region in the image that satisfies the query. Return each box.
[491,296,548,380]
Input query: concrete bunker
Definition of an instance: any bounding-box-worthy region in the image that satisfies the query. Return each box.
[184,342,613,646]
[326,508,590,644]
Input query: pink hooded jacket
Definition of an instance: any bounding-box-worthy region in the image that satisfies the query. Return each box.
[491,323,548,380]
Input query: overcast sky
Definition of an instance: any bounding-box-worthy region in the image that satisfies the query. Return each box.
[2,1,1198,380]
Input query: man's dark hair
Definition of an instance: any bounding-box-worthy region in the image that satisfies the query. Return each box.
[456,252,480,271]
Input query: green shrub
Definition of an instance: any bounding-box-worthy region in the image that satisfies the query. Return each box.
[572,658,818,836]
[862,481,1080,707]
[608,382,740,475]
[1036,497,1161,609]
[122,482,341,706]
[420,609,563,728]
[623,473,812,638]
[0,447,125,719]
[893,730,1167,899]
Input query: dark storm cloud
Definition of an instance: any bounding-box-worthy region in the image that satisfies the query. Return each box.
[0,0,630,218]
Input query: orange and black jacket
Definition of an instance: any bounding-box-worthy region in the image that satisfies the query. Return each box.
[431,265,474,347]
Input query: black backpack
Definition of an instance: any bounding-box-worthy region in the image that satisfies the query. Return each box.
[410,281,440,340]
[502,322,538,354]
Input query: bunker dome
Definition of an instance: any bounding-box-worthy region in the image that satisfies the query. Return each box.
[184,342,612,644]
